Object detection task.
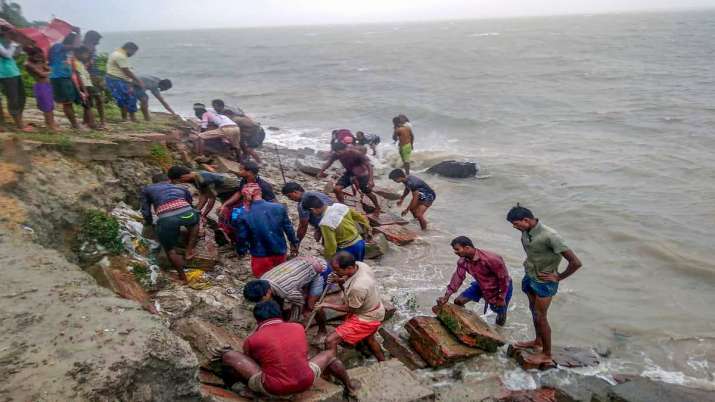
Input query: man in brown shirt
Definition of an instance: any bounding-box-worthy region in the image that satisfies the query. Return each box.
[317,251,385,361]
[318,142,381,213]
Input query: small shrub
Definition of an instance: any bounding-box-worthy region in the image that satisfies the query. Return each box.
[149,144,173,169]
[78,210,123,255]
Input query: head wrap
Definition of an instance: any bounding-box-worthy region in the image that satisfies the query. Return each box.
[241,183,262,210]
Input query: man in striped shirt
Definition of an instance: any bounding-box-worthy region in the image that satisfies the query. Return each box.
[244,256,329,329]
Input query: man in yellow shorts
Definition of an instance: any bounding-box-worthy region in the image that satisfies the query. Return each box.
[393,116,414,174]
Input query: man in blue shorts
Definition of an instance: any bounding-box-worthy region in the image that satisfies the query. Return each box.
[507,205,582,364]
[433,236,512,326]
[389,168,435,230]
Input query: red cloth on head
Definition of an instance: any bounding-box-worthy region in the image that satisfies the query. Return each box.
[241,182,262,210]
[251,254,287,277]
[334,314,382,345]
[242,319,315,396]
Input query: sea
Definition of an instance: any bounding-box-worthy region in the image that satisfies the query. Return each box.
[101,10,715,389]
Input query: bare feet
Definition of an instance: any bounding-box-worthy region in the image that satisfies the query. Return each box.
[344,379,362,399]
[514,339,542,350]
[524,351,554,366]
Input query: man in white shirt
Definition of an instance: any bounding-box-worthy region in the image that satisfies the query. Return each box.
[193,103,241,158]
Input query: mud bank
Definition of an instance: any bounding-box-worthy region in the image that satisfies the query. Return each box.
[1,112,713,401]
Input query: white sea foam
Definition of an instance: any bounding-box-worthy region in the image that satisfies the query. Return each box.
[469,32,500,37]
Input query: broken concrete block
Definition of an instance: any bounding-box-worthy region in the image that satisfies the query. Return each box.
[215,156,242,175]
[374,224,417,246]
[172,317,244,373]
[435,376,506,401]
[200,384,249,402]
[498,388,559,402]
[405,316,482,368]
[436,303,505,352]
[506,345,599,371]
[365,234,389,259]
[186,229,218,270]
[296,160,322,177]
[373,186,403,201]
[367,212,409,227]
[347,359,435,401]
[292,378,344,402]
[378,328,427,370]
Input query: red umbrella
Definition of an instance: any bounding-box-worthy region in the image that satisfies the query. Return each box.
[17,18,76,56]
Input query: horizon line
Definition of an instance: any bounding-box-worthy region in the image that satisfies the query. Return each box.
[96,5,715,35]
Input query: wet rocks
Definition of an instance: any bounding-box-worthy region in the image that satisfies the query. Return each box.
[373,186,403,201]
[607,376,715,402]
[348,359,435,401]
[171,317,244,373]
[436,304,505,352]
[365,233,390,259]
[200,384,249,402]
[405,316,483,368]
[186,229,219,270]
[378,328,428,370]
[426,160,478,178]
[215,156,243,174]
[506,345,599,371]
[374,224,418,246]
[296,159,323,177]
[367,212,409,227]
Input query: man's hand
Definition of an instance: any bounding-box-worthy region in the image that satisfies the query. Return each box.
[432,296,449,314]
[289,245,299,258]
[136,79,146,90]
[401,208,409,217]
[537,272,560,283]
[327,273,346,285]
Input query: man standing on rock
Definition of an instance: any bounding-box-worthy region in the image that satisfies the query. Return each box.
[317,141,380,213]
[105,42,143,122]
[234,184,299,277]
[506,205,582,364]
[392,116,414,175]
[140,173,200,283]
[216,300,360,399]
[303,195,371,261]
[243,256,329,325]
[281,182,334,247]
[433,236,512,326]
[317,252,386,362]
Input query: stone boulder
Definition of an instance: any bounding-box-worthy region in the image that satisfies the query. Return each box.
[368,212,409,227]
[365,233,390,259]
[373,186,403,201]
[374,224,418,246]
[608,377,715,402]
[185,229,219,270]
[539,373,611,402]
[171,317,244,373]
[426,160,478,178]
[507,345,599,371]
[347,359,435,401]
[215,156,242,175]
[436,304,505,352]
[379,328,427,370]
[405,316,482,368]
[296,159,323,177]
[0,237,201,402]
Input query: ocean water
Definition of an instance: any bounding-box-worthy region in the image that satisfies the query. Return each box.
[102,10,715,387]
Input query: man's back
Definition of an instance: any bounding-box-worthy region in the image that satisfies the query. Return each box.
[395,126,413,146]
[238,201,292,256]
[336,149,370,176]
[244,319,314,395]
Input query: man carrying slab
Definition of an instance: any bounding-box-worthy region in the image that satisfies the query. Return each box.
[433,236,512,326]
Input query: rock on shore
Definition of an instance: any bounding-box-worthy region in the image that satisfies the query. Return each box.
[0,236,200,402]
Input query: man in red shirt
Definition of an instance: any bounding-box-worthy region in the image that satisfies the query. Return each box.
[433,236,513,326]
[217,300,359,398]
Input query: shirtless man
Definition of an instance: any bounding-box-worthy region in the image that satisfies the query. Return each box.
[507,205,582,365]
[392,116,414,174]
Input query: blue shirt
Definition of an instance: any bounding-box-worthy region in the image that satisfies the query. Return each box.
[48,43,72,79]
[298,191,334,228]
[233,200,299,257]
[140,183,193,224]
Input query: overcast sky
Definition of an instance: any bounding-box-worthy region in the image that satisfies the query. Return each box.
[20,0,715,31]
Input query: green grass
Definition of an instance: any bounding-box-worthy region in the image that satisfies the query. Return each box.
[149,144,173,169]
[77,210,124,255]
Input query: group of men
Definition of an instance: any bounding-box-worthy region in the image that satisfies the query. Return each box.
[192,99,265,163]
[140,109,583,396]
[0,22,176,132]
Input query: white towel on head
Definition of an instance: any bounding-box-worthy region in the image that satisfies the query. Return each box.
[319,203,349,230]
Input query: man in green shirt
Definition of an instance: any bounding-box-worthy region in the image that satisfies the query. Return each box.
[302,195,371,262]
[506,205,582,365]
